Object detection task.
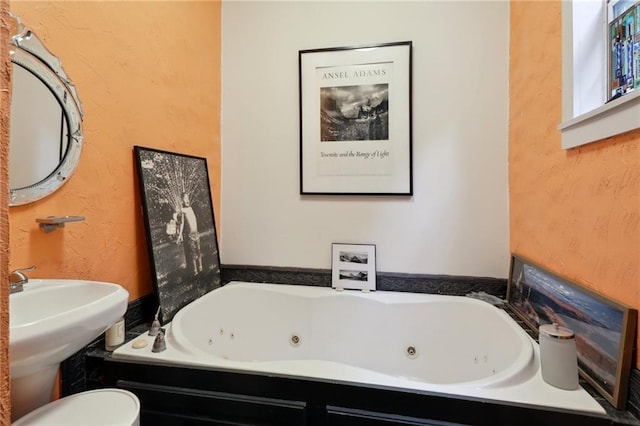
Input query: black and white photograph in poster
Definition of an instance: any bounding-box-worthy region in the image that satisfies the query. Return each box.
[300,41,412,195]
[134,146,222,322]
[320,83,389,142]
[332,243,376,291]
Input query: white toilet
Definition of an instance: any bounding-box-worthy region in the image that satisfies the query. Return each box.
[12,389,140,426]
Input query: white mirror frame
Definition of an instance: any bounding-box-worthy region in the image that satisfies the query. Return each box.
[9,14,83,206]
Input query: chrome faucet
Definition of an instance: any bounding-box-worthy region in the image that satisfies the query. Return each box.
[10,266,36,294]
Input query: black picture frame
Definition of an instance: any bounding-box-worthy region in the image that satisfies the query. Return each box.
[299,41,412,195]
[134,146,222,322]
[331,243,376,291]
[507,254,637,409]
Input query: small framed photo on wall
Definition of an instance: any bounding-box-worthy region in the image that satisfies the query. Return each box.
[331,243,376,292]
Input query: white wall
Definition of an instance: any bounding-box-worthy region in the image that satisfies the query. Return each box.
[221,1,510,278]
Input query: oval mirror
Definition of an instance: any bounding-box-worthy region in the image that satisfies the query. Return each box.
[8,14,84,206]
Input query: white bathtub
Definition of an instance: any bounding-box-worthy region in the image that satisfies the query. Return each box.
[114,281,606,414]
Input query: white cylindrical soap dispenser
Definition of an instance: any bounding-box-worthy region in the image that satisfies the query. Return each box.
[105,316,125,351]
[539,322,579,390]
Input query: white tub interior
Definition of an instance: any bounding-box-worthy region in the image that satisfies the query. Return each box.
[171,283,532,386]
[114,281,606,414]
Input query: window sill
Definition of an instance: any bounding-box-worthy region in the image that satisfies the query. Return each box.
[559,90,640,149]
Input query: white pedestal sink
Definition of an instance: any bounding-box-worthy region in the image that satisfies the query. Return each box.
[9,279,129,421]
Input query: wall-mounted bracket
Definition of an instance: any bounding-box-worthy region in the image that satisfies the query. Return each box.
[36,215,85,233]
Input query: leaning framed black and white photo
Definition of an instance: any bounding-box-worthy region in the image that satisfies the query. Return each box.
[331,243,376,291]
[299,41,412,195]
[134,146,222,322]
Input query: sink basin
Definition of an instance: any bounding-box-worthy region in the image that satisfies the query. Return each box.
[10,279,129,420]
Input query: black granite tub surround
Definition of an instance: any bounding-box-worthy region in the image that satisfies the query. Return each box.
[221,264,507,298]
[621,368,640,421]
[61,264,639,424]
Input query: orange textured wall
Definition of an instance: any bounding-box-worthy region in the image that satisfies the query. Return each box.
[1,0,11,422]
[510,1,640,366]
[7,1,221,301]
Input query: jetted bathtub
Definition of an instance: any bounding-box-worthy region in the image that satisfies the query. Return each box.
[113,281,605,414]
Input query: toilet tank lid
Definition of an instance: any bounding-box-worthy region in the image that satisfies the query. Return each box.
[13,389,140,426]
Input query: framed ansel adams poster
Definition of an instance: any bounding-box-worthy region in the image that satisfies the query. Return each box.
[299,41,412,195]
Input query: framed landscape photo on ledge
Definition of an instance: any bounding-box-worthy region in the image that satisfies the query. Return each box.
[299,41,412,195]
[331,243,376,292]
[506,254,637,409]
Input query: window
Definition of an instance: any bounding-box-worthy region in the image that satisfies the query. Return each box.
[607,0,639,100]
[560,0,640,149]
